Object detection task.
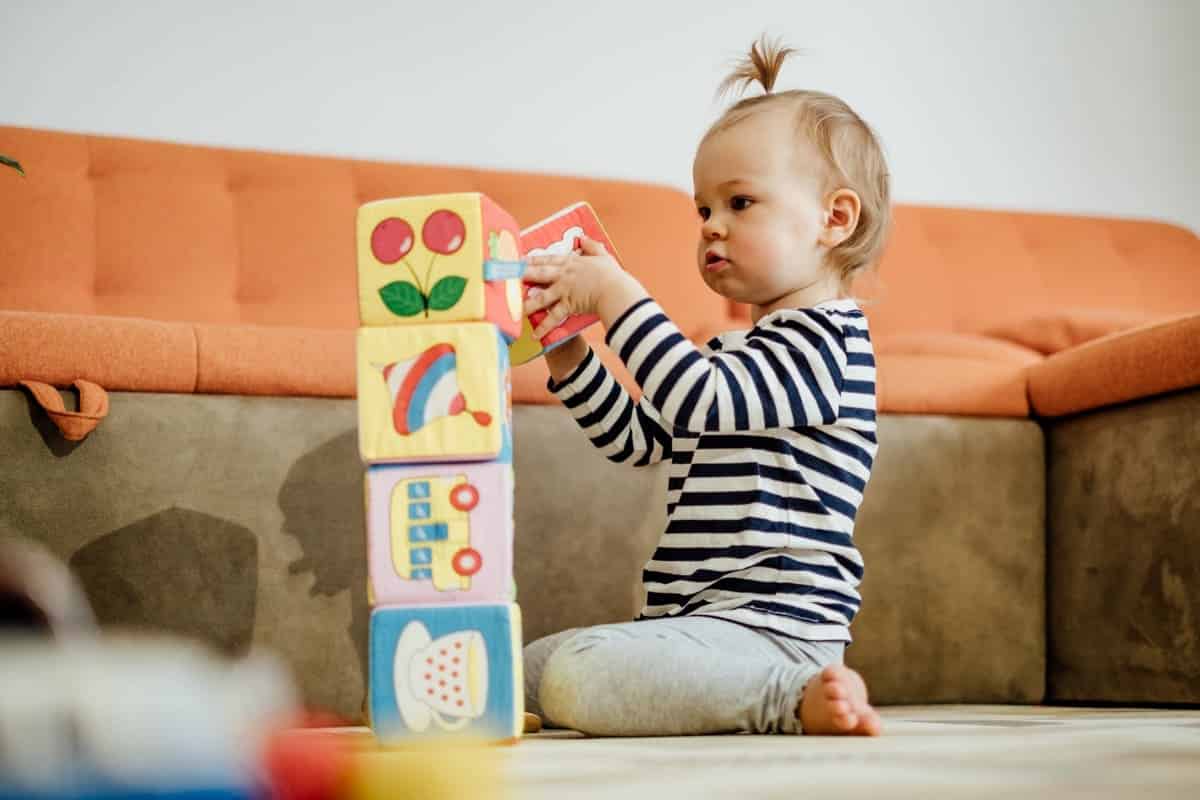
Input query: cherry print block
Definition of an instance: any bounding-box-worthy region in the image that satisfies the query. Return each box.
[369,604,523,743]
[357,322,508,464]
[357,193,525,339]
[366,462,514,605]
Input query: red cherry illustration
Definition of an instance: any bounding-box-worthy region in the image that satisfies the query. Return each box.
[371,218,414,264]
[422,210,466,255]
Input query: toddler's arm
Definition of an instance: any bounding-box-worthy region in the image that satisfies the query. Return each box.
[544,336,673,467]
[605,298,854,434]
[520,241,857,436]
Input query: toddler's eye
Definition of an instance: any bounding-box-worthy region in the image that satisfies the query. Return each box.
[697,206,710,221]
[731,196,753,211]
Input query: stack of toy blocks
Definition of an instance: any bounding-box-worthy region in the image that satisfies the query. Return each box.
[356,193,526,744]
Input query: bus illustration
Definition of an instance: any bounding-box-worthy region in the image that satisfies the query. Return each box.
[391,475,484,591]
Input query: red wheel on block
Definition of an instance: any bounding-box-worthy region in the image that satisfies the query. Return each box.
[449,483,479,511]
[452,548,483,577]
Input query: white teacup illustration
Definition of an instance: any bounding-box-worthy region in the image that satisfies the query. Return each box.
[394,621,488,732]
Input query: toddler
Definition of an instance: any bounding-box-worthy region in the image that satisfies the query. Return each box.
[520,36,888,737]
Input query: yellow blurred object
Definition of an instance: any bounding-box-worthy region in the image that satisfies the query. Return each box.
[346,740,505,800]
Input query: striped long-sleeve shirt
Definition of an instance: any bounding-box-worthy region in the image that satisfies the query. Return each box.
[548,297,878,642]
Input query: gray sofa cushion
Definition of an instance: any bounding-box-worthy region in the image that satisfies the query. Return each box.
[0,389,1046,718]
[1047,388,1200,703]
[849,414,1046,704]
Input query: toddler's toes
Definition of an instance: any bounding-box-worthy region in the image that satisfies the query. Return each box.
[831,704,858,732]
[823,680,848,702]
[799,664,882,736]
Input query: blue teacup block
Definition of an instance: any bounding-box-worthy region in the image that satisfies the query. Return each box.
[369,603,523,743]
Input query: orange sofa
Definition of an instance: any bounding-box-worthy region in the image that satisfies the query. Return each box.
[2,125,1197,716]
[5,125,1196,415]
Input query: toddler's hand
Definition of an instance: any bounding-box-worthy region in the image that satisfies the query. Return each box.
[523,237,625,340]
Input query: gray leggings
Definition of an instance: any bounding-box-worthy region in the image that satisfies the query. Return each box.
[523,616,844,736]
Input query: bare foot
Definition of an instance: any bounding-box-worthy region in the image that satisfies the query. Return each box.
[797,664,882,736]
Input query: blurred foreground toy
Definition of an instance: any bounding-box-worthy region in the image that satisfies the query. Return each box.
[0,534,95,637]
[263,726,506,800]
[0,635,298,799]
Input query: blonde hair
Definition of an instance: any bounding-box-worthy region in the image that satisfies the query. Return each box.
[707,35,891,288]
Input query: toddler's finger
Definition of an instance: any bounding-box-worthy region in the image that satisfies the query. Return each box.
[523,284,558,316]
[523,264,559,283]
[532,302,568,339]
[578,236,607,256]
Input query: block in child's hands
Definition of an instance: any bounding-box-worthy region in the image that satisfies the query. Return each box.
[369,604,523,743]
[509,202,618,365]
[366,463,514,605]
[358,193,525,339]
[358,322,509,463]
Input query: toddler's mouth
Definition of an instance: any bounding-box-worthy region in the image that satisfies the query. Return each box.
[705,251,730,272]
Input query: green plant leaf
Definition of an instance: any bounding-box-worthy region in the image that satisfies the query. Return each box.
[428,276,467,311]
[1,154,25,176]
[379,280,425,317]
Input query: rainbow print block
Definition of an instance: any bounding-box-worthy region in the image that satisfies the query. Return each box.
[369,604,523,743]
[358,322,508,464]
[357,193,525,340]
[366,462,514,606]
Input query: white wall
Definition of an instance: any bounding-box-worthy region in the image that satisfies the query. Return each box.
[3,0,1197,234]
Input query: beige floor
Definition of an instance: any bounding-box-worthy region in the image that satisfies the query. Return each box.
[505,705,1200,799]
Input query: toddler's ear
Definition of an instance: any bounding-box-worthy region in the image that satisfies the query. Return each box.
[820,189,862,248]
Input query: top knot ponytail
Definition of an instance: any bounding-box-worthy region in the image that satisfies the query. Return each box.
[717,34,796,99]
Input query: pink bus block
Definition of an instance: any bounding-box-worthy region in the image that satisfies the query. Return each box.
[366,462,514,606]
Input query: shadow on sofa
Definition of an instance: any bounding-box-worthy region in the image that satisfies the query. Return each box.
[277,430,370,687]
[71,507,259,656]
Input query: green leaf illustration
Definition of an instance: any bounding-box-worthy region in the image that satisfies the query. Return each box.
[379,280,425,317]
[428,275,467,311]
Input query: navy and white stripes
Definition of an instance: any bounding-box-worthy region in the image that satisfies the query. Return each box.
[549,297,877,642]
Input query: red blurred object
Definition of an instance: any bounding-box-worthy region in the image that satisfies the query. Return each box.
[261,713,356,800]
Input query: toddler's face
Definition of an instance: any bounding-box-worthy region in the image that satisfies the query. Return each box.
[692,109,835,311]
